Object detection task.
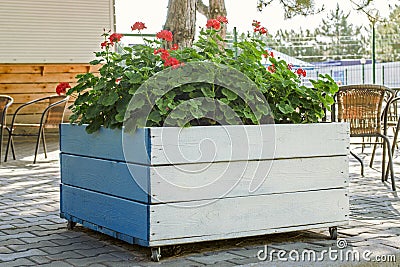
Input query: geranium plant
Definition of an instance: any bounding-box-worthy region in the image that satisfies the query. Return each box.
[67,18,338,133]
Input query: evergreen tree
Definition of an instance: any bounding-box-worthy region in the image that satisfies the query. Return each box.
[375,5,400,62]
[315,4,366,60]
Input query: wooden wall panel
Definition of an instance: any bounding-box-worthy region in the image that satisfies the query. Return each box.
[0,63,99,126]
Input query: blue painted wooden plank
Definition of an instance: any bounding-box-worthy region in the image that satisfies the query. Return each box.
[60,213,149,246]
[59,124,151,164]
[61,154,150,203]
[60,184,149,241]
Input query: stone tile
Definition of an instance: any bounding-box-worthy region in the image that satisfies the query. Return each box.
[46,251,86,261]
[188,252,245,265]
[0,258,36,267]
[65,254,122,266]
[0,248,46,262]
[39,261,74,267]
[7,240,58,252]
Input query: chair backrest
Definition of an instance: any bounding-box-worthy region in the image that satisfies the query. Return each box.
[387,88,400,123]
[335,84,393,136]
[43,95,69,128]
[0,95,13,125]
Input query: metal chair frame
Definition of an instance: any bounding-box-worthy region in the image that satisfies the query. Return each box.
[331,84,396,191]
[0,95,15,163]
[4,95,69,164]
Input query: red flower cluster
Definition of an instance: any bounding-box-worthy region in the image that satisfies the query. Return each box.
[263,50,274,58]
[154,48,170,60]
[171,43,179,50]
[56,82,71,95]
[101,41,108,49]
[109,33,123,43]
[206,19,221,30]
[156,30,173,42]
[296,68,307,77]
[164,57,183,69]
[252,20,268,35]
[101,32,124,49]
[131,22,147,31]
[216,16,228,24]
[267,65,276,73]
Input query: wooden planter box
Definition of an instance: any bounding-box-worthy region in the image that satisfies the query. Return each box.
[60,123,350,260]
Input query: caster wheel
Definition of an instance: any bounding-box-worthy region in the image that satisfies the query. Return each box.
[151,247,161,262]
[67,221,76,230]
[329,226,338,240]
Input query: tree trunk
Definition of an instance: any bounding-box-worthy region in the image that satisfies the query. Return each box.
[164,0,197,48]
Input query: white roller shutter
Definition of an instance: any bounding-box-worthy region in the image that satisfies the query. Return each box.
[0,0,115,63]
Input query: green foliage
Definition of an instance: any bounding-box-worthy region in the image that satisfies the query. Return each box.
[67,23,339,133]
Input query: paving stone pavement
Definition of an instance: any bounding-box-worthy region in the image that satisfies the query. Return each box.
[0,136,399,266]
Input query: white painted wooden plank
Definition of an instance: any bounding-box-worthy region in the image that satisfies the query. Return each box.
[149,189,349,241]
[149,156,349,203]
[149,123,350,165]
[148,221,348,246]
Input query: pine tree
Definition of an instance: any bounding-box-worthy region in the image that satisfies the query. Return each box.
[315,4,366,60]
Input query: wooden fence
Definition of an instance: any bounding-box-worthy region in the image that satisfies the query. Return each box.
[0,63,99,125]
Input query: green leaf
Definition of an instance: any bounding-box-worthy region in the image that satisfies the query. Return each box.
[221,88,238,101]
[99,91,119,106]
[277,102,295,114]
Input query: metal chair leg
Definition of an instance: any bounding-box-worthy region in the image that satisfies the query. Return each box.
[33,125,44,164]
[41,128,47,158]
[10,136,16,160]
[4,127,13,162]
[370,137,379,168]
[350,151,364,176]
[0,127,3,163]
[380,135,396,191]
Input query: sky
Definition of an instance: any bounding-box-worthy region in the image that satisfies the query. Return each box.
[115,0,395,38]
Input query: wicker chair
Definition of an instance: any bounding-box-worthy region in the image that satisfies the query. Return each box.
[332,84,396,191]
[0,95,15,162]
[4,95,69,164]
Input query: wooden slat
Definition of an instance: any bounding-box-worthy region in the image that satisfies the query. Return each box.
[61,185,149,241]
[5,114,63,124]
[0,83,76,93]
[149,189,349,242]
[149,221,348,246]
[0,73,78,83]
[5,93,56,104]
[7,103,48,114]
[150,156,349,203]
[60,124,151,164]
[61,154,150,203]
[149,123,350,165]
[0,64,100,74]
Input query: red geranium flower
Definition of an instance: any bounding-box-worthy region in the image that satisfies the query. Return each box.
[171,43,179,50]
[252,20,261,28]
[109,33,123,43]
[156,30,173,42]
[263,50,274,58]
[216,16,228,24]
[267,65,276,73]
[131,22,147,31]
[101,41,108,49]
[154,48,170,61]
[206,19,221,30]
[252,20,268,35]
[296,68,306,77]
[164,57,181,68]
[56,82,71,95]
